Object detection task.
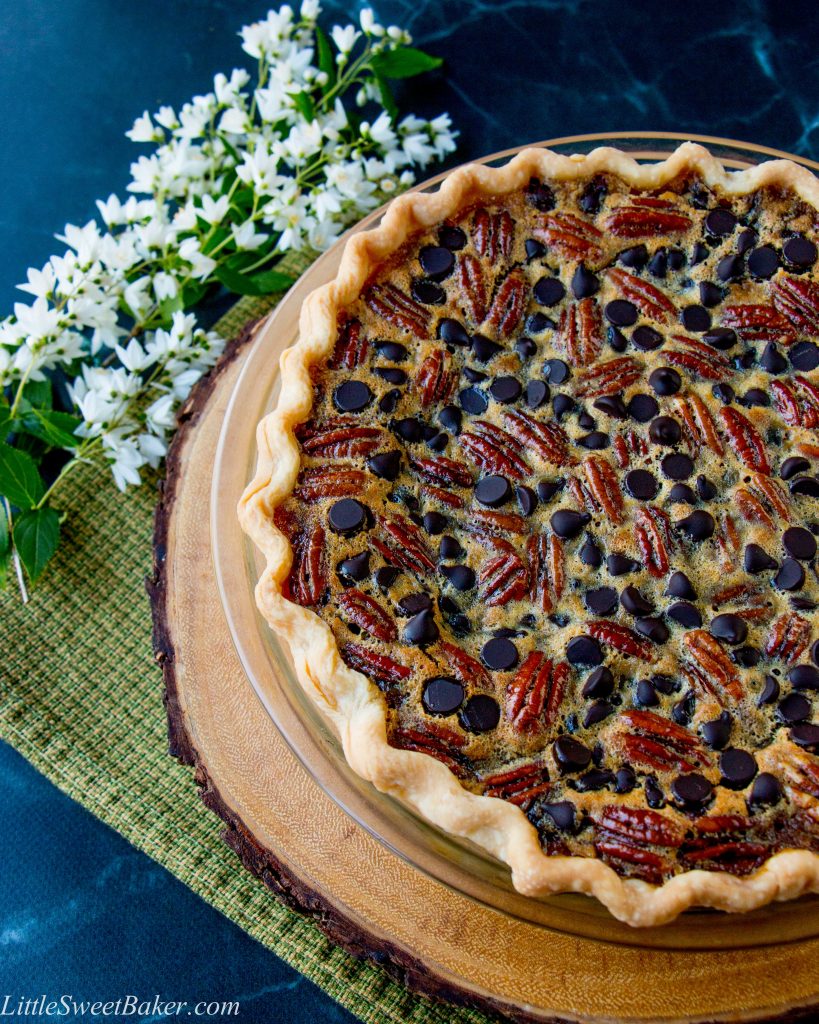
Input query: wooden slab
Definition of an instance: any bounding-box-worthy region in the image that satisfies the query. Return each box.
[148,317,819,1024]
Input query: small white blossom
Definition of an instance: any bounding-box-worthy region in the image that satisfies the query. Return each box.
[178,237,217,280]
[231,220,268,250]
[126,111,163,143]
[331,24,360,54]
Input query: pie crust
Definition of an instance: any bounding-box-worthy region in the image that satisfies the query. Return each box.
[238,143,819,926]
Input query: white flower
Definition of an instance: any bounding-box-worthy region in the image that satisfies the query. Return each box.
[178,237,217,280]
[105,435,146,491]
[153,272,179,301]
[145,392,177,434]
[231,220,268,250]
[124,276,153,319]
[126,111,162,143]
[330,24,360,54]
[300,0,320,21]
[154,105,179,130]
[199,193,230,225]
[214,69,250,105]
[13,297,61,341]
[17,264,56,300]
[138,432,168,467]
[115,338,151,372]
[360,8,383,35]
[218,106,250,135]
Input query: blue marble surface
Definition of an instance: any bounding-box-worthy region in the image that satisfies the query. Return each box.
[2,0,819,1018]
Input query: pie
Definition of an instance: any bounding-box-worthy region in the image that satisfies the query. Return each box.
[239,142,819,926]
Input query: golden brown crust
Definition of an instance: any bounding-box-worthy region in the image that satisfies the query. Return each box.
[238,143,819,926]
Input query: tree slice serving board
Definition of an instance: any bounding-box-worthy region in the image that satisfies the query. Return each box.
[150,136,819,1023]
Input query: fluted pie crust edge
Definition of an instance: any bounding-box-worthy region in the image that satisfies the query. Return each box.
[238,143,819,926]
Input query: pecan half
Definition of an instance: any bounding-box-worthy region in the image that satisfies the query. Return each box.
[673,392,724,455]
[681,816,771,875]
[682,629,743,704]
[364,282,429,336]
[392,723,466,776]
[420,484,464,509]
[473,207,514,261]
[337,588,397,642]
[594,804,684,884]
[574,356,642,398]
[438,640,490,689]
[772,274,819,336]
[284,522,326,606]
[735,473,790,530]
[533,212,603,262]
[666,334,733,381]
[415,347,456,407]
[618,709,711,773]
[527,532,566,613]
[341,642,411,688]
[409,454,473,488]
[470,508,530,537]
[506,652,569,732]
[715,513,741,573]
[604,200,692,237]
[503,410,574,467]
[765,612,811,664]
[607,267,676,323]
[482,270,527,339]
[634,505,674,578]
[298,418,384,459]
[479,543,529,606]
[374,513,436,576]
[587,620,655,661]
[720,406,771,475]
[571,455,624,523]
[721,303,796,344]
[294,465,367,502]
[481,761,551,807]
[613,430,648,468]
[554,297,603,366]
[328,316,368,369]
[771,375,819,429]
[459,420,531,479]
[458,253,488,325]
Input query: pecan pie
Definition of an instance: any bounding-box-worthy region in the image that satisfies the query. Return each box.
[239,143,819,925]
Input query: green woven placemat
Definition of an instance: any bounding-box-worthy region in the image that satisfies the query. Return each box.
[0,279,495,1024]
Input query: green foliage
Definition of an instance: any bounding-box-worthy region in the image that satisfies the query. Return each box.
[370,47,443,79]
[13,506,60,583]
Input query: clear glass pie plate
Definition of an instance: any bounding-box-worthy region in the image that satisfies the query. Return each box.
[212,133,819,948]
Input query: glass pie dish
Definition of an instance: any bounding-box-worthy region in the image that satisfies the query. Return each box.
[212,132,819,947]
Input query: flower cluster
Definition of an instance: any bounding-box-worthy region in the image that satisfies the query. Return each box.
[0,2,457,596]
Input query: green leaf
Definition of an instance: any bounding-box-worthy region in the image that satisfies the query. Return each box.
[314,25,336,88]
[370,46,443,79]
[201,226,231,255]
[0,400,11,443]
[215,264,294,297]
[372,70,398,121]
[0,550,8,590]
[292,91,316,121]
[0,443,45,509]
[13,506,60,583]
[0,502,8,556]
[21,379,53,409]
[18,408,81,449]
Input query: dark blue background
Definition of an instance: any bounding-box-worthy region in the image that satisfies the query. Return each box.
[2,1,819,1020]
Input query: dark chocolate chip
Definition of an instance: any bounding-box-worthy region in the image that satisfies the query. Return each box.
[403,609,439,646]
[676,510,715,541]
[632,325,664,351]
[481,637,518,671]
[790,476,819,498]
[635,617,669,644]
[710,613,748,645]
[645,776,665,808]
[438,225,467,250]
[378,389,400,414]
[583,701,615,727]
[419,245,454,280]
[516,337,538,361]
[582,666,614,699]
[459,694,500,733]
[618,245,648,269]
[578,431,610,450]
[552,393,575,419]
[544,358,570,384]
[537,479,563,503]
[813,639,819,667]
[437,317,470,347]
[666,571,696,599]
[438,405,462,435]
[701,711,732,750]
[712,382,735,405]
[699,281,725,308]
[525,314,553,336]
[783,234,818,269]
[542,801,576,831]
[671,772,713,811]
[533,276,565,306]
[648,250,667,278]
[719,748,757,790]
[411,279,446,305]
[439,535,464,560]
[788,664,819,690]
[717,254,744,282]
[551,509,591,539]
[748,772,782,809]
[374,366,408,385]
[778,692,812,724]
[734,349,756,370]
[732,645,761,668]
[458,386,489,415]
[398,593,433,616]
[584,586,618,616]
[649,367,682,396]
[627,393,660,423]
[615,765,637,793]
[691,241,709,265]
[695,475,717,500]
[667,602,703,628]
[703,327,737,351]
[333,379,372,412]
[635,679,659,707]
[393,417,422,442]
[471,334,503,362]
[578,179,607,214]
[747,244,779,279]
[737,227,757,253]
[475,474,511,508]
[367,450,402,481]
[566,635,603,667]
[620,586,654,616]
[516,485,537,517]
[774,557,805,591]
[328,498,368,535]
[649,415,681,446]
[681,305,711,332]
[525,238,546,260]
[553,736,592,773]
[738,388,770,408]
[607,553,640,576]
[593,394,628,419]
[571,264,599,299]
[525,177,555,211]
[624,468,658,500]
[489,376,522,404]
[784,526,817,561]
[705,207,737,236]
[758,674,780,706]
[338,551,370,582]
[374,566,400,590]
[790,341,819,372]
[605,300,638,327]
[422,677,464,715]
[573,767,616,791]
[661,453,694,480]
[790,723,819,751]
[375,340,409,362]
[580,538,602,567]
[671,483,698,504]
[608,326,628,352]
[422,511,447,535]
[671,691,695,726]
[761,342,788,375]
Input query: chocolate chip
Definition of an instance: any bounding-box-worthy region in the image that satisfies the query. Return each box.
[691,241,709,265]
[481,636,518,671]
[635,617,669,644]
[649,367,682,396]
[648,250,667,278]
[743,245,779,281]
[672,691,695,726]
[761,342,788,374]
[787,664,819,690]
[620,586,654,615]
[333,379,372,412]
[701,711,732,750]
[615,765,637,793]
[516,336,539,360]
[489,376,522,404]
[681,305,711,332]
[403,608,439,646]
[645,776,665,808]
[338,551,370,582]
[574,766,616,791]
[624,468,658,500]
[618,244,648,269]
[537,479,563,503]
[703,327,737,351]
[580,538,602,567]
[552,393,575,419]
[578,179,607,213]
[668,602,703,628]
[719,748,757,790]
[732,645,761,667]
[435,407,461,438]
[813,639,819,667]
[458,386,488,415]
[605,300,638,327]
[525,238,546,260]
[584,586,618,616]
[438,317,471,347]
[367,450,402,482]
[737,227,757,253]
[571,264,599,299]
[542,801,577,831]
[553,736,592,773]
[439,225,467,250]
[475,475,511,508]
[790,340,819,372]
[627,393,659,423]
[533,276,565,306]
[607,553,640,576]
[583,666,614,699]
[608,326,628,352]
[695,475,716,501]
[412,279,446,305]
[578,431,610,450]
[635,679,659,706]
[525,177,555,211]
[422,677,464,715]
[790,723,819,751]
[375,340,409,362]
[373,367,407,385]
[705,207,737,236]
[459,694,500,733]
[784,526,817,561]
[649,415,681,446]
[374,566,400,590]
[632,325,664,351]
[661,453,694,480]
[734,349,756,370]
[699,281,725,308]
[328,498,368,535]
[717,254,743,282]
[774,557,805,591]
[518,487,536,520]
[783,234,818,269]
[566,635,603,667]
[671,772,713,811]
[583,701,615,727]
[398,593,432,616]
[593,394,628,419]
[422,511,447,535]
[738,388,770,408]
[439,536,464,562]
[677,510,715,541]
[543,358,570,385]
[790,476,819,498]
[710,613,748,645]
[748,772,782,809]
[551,509,591,539]
[471,335,503,362]
[778,693,812,724]
[666,571,696,599]
[781,457,811,482]
[670,484,697,504]
[758,674,780,706]
[419,245,454,280]
[378,389,400,414]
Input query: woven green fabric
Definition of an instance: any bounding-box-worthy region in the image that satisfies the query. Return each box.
[0,280,496,1024]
